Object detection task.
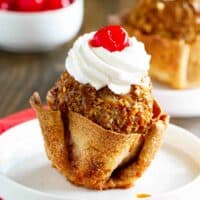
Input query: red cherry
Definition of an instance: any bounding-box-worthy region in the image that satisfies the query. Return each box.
[47,0,71,10]
[89,25,130,52]
[15,0,46,12]
[0,0,13,10]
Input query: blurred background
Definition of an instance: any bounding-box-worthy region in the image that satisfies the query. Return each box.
[0,0,199,136]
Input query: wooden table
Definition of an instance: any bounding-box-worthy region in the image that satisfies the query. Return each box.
[0,0,199,137]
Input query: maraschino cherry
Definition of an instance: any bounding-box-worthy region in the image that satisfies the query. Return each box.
[89,25,130,52]
[0,0,13,10]
[15,0,47,12]
[47,0,72,10]
[0,0,75,11]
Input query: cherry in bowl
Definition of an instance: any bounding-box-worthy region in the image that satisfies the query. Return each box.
[0,0,14,10]
[0,0,75,12]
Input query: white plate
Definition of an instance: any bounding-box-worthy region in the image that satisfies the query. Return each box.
[153,81,200,117]
[0,120,199,200]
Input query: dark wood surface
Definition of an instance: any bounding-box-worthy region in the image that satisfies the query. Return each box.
[0,0,199,136]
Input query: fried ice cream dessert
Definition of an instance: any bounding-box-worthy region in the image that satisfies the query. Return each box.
[30,26,168,190]
[110,0,200,89]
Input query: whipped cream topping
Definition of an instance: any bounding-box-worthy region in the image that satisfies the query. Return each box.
[65,32,151,95]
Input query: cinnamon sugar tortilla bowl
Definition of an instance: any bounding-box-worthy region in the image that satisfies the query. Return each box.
[30,91,168,190]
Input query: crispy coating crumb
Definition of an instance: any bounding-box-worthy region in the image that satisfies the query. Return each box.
[47,71,154,134]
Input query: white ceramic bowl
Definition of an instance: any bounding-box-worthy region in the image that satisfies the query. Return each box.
[0,0,84,52]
